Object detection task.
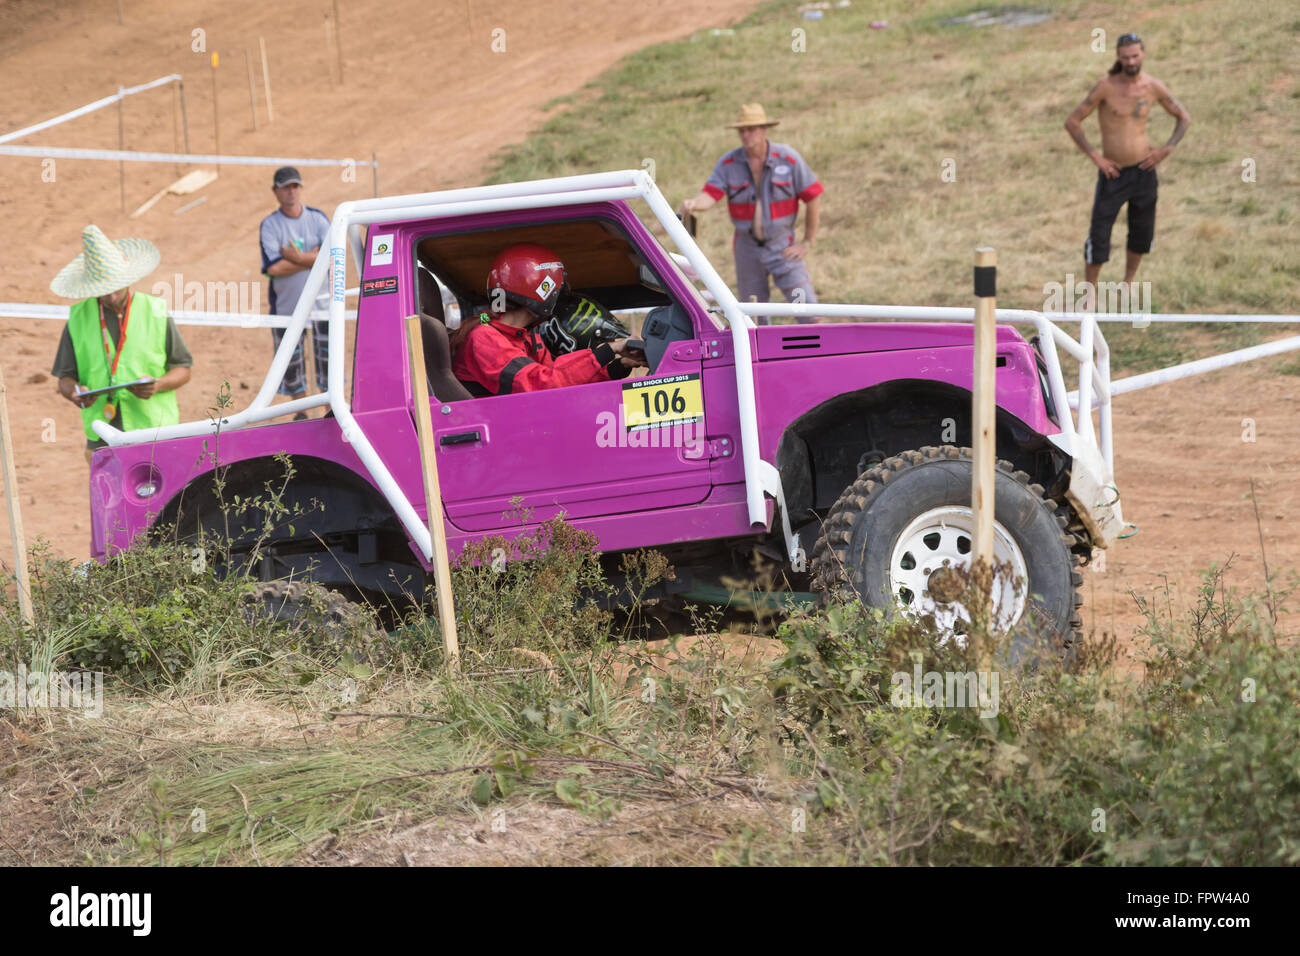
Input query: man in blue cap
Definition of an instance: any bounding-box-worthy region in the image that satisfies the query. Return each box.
[259,166,332,414]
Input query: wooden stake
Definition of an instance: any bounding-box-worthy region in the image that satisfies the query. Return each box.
[404,316,460,670]
[259,37,274,124]
[178,78,192,163]
[171,80,181,176]
[209,53,220,174]
[0,364,33,624]
[323,15,336,85]
[244,49,258,131]
[303,318,317,398]
[971,246,997,661]
[129,184,170,219]
[117,88,126,213]
[332,0,344,84]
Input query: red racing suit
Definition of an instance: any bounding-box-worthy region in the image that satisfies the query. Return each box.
[452,313,618,396]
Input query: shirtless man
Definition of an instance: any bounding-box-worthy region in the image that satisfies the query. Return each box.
[1064,33,1190,304]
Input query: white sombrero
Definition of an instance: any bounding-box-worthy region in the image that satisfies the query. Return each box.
[49,225,160,299]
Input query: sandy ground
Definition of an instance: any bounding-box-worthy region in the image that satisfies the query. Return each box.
[0,0,1296,659]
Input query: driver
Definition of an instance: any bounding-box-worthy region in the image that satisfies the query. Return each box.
[452,243,644,396]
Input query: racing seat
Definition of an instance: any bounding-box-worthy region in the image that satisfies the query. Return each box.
[417,264,471,402]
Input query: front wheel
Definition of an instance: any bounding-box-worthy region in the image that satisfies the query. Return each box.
[242,579,389,665]
[810,446,1083,664]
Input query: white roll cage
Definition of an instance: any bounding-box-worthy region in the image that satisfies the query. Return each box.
[93,170,1121,560]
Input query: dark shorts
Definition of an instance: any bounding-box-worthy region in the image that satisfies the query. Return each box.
[1085,164,1158,265]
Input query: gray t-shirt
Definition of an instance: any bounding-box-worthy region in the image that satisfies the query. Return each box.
[259,205,331,315]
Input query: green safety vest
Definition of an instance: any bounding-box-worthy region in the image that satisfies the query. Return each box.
[67,292,179,442]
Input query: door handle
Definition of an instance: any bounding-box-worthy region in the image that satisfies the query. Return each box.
[439,430,482,446]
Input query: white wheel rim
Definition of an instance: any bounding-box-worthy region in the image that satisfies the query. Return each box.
[887,506,1028,643]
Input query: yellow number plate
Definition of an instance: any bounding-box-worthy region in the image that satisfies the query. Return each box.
[621,373,704,432]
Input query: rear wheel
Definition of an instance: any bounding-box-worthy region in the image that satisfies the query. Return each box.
[810,446,1082,664]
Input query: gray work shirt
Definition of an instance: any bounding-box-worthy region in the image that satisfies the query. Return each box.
[259,205,331,315]
[702,142,824,240]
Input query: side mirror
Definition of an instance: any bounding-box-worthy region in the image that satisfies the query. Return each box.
[637,263,666,294]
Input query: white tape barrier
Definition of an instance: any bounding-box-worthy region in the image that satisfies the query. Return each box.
[1046,312,1300,324]
[0,301,357,328]
[1069,334,1300,407]
[0,144,376,168]
[670,253,1298,324]
[0,74,181,146]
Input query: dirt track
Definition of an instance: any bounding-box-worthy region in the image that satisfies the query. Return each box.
[0,0,1296,656]
[0,0,760,554]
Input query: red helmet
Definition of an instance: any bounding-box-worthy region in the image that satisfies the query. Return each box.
[487,243,567,320]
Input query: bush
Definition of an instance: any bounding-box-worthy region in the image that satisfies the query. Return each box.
[393,513,615,668]
[754,566,1300,865]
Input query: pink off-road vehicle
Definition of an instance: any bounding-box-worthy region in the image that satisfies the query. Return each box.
[88,171,1122,654]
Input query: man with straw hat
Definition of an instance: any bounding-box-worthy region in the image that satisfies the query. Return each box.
[49,225,192,461]
[680,103,824,323]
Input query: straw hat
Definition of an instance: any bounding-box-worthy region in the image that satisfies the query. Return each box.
[49,225,160,299]
[725,103,780,128]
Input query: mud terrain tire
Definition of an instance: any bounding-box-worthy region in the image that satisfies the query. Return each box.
[810,445,1083,663]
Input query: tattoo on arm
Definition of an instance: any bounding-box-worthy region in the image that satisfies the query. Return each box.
[1066,80,1103,153]
[1159,87,1190,147]
[1165,116,1189,148]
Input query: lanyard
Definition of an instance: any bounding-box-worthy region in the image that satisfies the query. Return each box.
[99,291,133,383]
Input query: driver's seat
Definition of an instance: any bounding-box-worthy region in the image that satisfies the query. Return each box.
[417,264,471,403]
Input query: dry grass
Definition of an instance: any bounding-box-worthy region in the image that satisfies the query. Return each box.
[5,0,1300,868]
[0,631,793,866]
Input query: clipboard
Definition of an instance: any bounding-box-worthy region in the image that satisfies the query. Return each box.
[74,377,154,401]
